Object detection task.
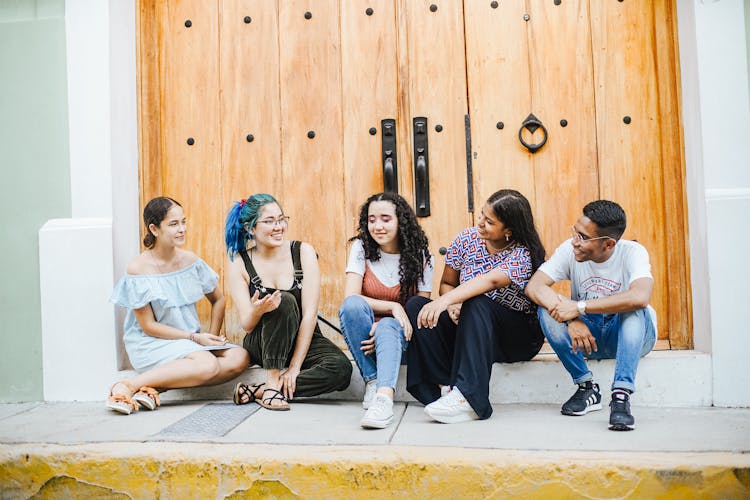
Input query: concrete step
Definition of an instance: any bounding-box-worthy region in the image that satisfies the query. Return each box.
[1,400,749,498]
[146,349,712,407]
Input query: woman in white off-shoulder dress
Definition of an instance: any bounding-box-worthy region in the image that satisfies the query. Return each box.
[107,197,248,414]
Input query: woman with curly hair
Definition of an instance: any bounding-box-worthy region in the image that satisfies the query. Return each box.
[406,189,546,424]
[338,192,434,428]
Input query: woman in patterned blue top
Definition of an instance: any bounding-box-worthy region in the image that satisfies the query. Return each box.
[406,189,546,423]
[107,197,249,415]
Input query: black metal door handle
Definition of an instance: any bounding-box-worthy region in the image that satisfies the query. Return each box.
[413,117,430,217]
[383,156,396,193]
[416,154,428,211]
[518,113,548,153]
[381,119,398,193]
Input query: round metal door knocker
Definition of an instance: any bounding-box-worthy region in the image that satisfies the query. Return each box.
[518,113,547,154]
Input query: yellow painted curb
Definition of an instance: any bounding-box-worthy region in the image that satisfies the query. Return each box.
[2,444,749,498]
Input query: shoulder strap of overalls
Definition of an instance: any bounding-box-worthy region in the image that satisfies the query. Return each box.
[291,241,303,287]
[238,248,265,291]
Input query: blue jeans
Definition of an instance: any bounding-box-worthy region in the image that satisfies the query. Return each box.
[538,307,656,393]
[338,295,406,390]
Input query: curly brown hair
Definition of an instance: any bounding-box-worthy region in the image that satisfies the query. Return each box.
[351,193,431,304]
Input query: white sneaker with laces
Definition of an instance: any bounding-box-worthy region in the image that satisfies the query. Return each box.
[360,393,394,429]
[424,386,480,424]
[362,380,377,409]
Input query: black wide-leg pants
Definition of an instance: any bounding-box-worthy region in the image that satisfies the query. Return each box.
[405,294,543,419]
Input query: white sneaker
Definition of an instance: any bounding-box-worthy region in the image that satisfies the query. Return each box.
[360,393,394,429]
[424,386,480,424]
[424,385,452,412]
[362,380,377,409]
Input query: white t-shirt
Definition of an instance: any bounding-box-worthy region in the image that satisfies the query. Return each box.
[345,239,434,292]
[539,238,657,328]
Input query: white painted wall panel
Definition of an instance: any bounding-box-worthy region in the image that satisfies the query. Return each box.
[706,196,750,406]
[40,219,119,401]
[694,0,750,189]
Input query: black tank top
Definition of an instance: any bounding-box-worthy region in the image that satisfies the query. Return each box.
[238,241,321,334]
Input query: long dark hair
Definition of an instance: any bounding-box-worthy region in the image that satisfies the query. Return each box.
[486,189,546,271]
[351,193,431,303]
[142,196,181,249]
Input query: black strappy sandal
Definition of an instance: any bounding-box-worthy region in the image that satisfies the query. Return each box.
[258,388,290,411]
[232,382,265,405]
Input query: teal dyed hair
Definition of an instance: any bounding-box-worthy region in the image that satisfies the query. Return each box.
[224,193,280,259]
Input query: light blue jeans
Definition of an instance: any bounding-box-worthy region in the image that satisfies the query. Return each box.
[538,307,656,393]
[338,295,407,390]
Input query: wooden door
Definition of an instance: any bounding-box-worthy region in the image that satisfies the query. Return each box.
[463,0,690,348]
[137,0,690,348]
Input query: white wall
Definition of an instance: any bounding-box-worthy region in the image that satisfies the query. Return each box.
[691,0,750,406]
[694,0,750,189]
[40,0,141,400]
[108,0,140,368]
[40,219,119,401]
[677,0,712,353]
[65,0,112,218]
[64,0,140,292]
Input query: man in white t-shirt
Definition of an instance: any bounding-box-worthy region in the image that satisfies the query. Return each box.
[525,200,656,431]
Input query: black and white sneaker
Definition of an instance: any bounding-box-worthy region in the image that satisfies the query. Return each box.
[561,382,602,416]
[609,391,635,431]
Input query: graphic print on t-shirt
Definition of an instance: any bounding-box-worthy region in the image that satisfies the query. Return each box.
[579,276,622,300]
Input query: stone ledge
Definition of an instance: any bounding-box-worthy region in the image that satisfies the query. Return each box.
[126,349,712,407]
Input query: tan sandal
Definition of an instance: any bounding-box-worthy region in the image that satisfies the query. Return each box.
[106,382,138,415]
[133,386,161,411]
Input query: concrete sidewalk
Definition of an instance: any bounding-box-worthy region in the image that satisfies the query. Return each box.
[1,399,749,498]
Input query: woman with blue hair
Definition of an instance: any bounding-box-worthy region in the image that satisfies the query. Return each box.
[225,194,352,410]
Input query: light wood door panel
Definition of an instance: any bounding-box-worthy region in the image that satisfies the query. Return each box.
[464,0,598,302]
[464,0,533,205]
[463,0,688,346]
[526,0,599,252]
[220,0,281,199]
[653,0,691,348]
[402,0,472,287]
[161,0,223,330]
[590,0,669,343]
[340,0,399,241]
[220,0,282,342]
[278,0,346,323]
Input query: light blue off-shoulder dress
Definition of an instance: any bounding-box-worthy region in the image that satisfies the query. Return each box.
[111,259,233,373]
